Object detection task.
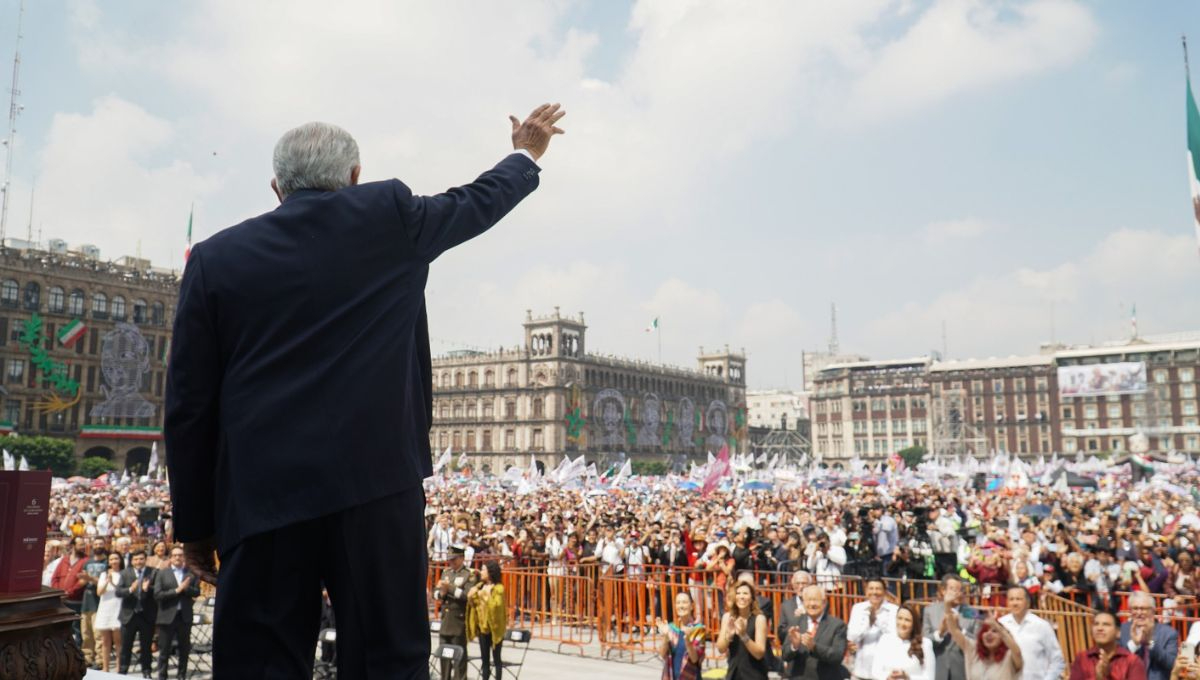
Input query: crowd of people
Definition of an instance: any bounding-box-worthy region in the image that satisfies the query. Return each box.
[40,467,1200,679]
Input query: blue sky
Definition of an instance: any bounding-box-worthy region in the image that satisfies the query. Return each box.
[0,0,1198,389]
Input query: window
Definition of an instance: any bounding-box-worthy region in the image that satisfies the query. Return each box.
[1112,438,1123,451]
[1063,438,1077,453]
[1133,402,1146,417]
[466,403,477,419]
[482,430,492,450]
[1014,378,1026,391]
[111,296,126,320]
[993,379,1004,393]
[6,359,22,383]
[505,400,516,418]
[483,402,494,418]
[1062,406,1073,419]
[504,429,516,450]
[0,280,16,307]
[853,420,866,434]
[438,432,448,448]
[484,370,495,387]
[66,289,84,316]
[3,400,17,425]
[452,403,462,419]
[151,302,165,326]
[439,403,449,419]
[971,380,983,393]
[452,431,461,450]
[454,372,463,388]
[1087,438,1099,451]
[1084,405,1098,419]
[466,431,476,451]
[1184,385,1197,399]
[1107,404,1122,419]
[872,420,886,435]
[532,398,544,418]
[47,287,65,313]
[1184,402,1198,416]
[854,439,866,455]
[533,428,543,449]
[441,373,451,388]
[892,419,906,434]
[1154,370,1168,384]
[1187,435,1199,451]
[468,371,478,388]
[1180,367,1195,382]
[22,282,39,310]
[1036,377,1048,392]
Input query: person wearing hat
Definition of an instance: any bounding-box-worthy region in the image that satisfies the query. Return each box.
[435,545,476,680]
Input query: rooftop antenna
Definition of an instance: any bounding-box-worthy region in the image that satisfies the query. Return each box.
[25,183,32,242]
[828,303,839,354]
[0,0,26,247]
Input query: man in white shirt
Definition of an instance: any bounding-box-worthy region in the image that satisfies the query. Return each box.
[846,578,899,680]
[596,526,625,576]
[999,585,1065,680]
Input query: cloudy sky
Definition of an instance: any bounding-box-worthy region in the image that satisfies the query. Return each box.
[1,0,1198,389]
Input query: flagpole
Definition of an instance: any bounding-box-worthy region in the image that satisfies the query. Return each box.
[658,317,662,365]
[1185,35,1191,82]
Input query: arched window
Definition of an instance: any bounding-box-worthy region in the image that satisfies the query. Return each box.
[151,302,165,325]
[505,400,516,418]
[0,280,17,307]
[439,403,449,419]
[466,403,477,419]
[452,403,463,419]
[23,282,39,310]
[67,290,85,316]
[48,287,65,313]
[484,370,495,387]
[533,398,544,418]
[455,372,464,388]
[111,296,126,320]
[441,373,451,388]
[92,292,108,318]
[507,368,518,387]
[468,371,478,388]
[132,299,148,324]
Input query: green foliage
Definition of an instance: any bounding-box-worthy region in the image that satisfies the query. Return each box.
[5,435,77,476]
[898,445,926,469]
[630,460,668,476]
[77,456,117,479]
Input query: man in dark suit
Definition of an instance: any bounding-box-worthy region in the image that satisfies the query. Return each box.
[153,546,202,680]
[1118,592,1178,680]
[780,584,848,680]
[165,104,565,679]
[115,550,157,678]
[922,574,978,680]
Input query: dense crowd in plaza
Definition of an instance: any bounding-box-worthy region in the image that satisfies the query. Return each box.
[38,462,1200,679]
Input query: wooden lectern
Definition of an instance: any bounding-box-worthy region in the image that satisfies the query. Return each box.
[0,470,85,678]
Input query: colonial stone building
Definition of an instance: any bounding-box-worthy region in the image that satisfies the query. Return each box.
[0,241,177,472]
[430,308,747,471]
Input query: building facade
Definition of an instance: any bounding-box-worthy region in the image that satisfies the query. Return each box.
[811,335,1200,464]
[0,243,178,472]
[746,389,809,431]
[430,309,747,472]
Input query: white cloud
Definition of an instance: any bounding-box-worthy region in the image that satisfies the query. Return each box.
[847,0,1098,121]
[865,229,1200,358]
[921,217,993,245]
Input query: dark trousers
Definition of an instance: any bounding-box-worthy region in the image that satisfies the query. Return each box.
[65,600,82,647]
[120,612,156,675]
[477,634,503,680]
[213,486,429,679]
[157,615,192,679]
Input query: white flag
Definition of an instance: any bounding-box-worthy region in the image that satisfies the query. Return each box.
[457,450,469,469]
[120,469,130,484]
[755,452,767,465]
[767,453,780,470]
[612,460,633,487]
[585,463,598,479]
[149,442,160,480]
[1,449,12,470]
[18,456,29,471]
[433,446,452,474]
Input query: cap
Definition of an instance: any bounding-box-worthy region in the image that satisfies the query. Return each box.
[449,544,466,556]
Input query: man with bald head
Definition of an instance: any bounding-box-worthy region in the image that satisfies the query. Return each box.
[1118,591,1178,680]
[780,584,849,680]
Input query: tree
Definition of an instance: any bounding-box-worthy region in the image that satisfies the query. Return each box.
[77,456,117,479]
[897,445,926,469]
[630,460,668,476]
[4,435,76,476]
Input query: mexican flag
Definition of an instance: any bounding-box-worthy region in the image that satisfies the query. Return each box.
[644,317,658,333]
[184,204,194,262]
[1189,76,1200,253]
[57,319,86,347]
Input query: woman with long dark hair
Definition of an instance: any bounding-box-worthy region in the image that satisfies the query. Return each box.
[944,609,1023,680]
[716,581,769,680]
[467,561,507,680]
[871,602,933,680]
[657,590,706,680]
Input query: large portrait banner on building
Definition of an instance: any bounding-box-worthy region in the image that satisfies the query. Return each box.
[1057,361,1147,398]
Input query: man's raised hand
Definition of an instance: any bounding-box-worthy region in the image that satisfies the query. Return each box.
[510,103,566,161]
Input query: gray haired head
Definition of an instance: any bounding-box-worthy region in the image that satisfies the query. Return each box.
[272,122,360,197]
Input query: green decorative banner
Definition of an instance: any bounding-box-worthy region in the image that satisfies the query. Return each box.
[19,313,80,398]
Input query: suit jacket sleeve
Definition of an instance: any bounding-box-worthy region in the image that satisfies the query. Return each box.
[154,568,179,607]
[1149,626,1178,674]
[164,243,222,542]
[397,154,540,263]
[814,619,848,666]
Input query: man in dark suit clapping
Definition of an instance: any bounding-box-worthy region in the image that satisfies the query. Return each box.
[115,550,157,678]
[166,104,564,678]
[153,546,201,680]
[780,584,849,680]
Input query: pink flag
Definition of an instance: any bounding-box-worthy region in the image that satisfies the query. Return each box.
[702,445,731,497]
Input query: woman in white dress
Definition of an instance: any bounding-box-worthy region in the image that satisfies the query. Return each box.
[872,602,934,680]
[94,552,124,672]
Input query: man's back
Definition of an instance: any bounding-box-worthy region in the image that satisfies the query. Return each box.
[168,160,538,553]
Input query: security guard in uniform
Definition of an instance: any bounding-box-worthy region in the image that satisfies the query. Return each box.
[435,545,476,680]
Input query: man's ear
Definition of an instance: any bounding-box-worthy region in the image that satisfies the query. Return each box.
[350,165,362,186]
[270,178,284,204]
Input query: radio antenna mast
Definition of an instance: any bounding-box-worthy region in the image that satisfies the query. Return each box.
[0,0,26,248]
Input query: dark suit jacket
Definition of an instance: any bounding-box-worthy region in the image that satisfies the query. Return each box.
[114,566,158,625]
[779,608,848,680]
[1118,621,1178,680]
[165,154,540,553]
[153,566,202,626]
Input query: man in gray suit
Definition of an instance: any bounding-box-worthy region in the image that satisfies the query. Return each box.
[780,585,849,680]
[922,574,978,680]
